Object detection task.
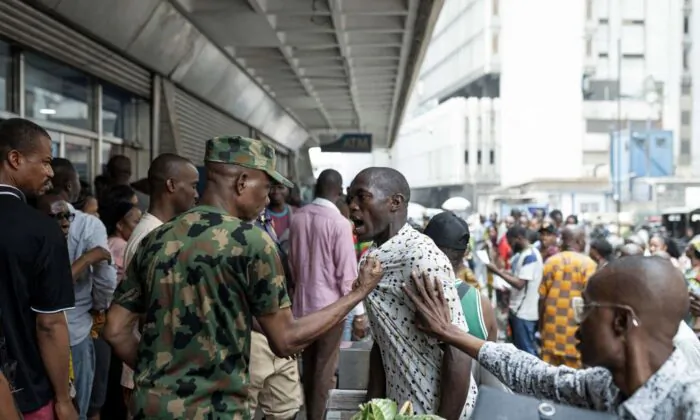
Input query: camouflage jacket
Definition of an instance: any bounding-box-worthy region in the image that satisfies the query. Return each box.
[113,205,290,420]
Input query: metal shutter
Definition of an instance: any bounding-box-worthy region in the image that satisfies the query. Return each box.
[174,87,251,165]
[0,0,151,98]
[275,152,290,177]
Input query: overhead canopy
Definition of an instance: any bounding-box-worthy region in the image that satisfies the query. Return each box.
[33,0,443,151]
[178,0,444,149]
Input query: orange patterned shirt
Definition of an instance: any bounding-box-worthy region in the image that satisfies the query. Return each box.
[538,251,597,360]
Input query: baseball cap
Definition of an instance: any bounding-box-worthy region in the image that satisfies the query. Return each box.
[204,136,294,188]
[423,211,470,251]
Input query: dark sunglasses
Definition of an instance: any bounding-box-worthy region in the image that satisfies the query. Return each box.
[50,212,75,222]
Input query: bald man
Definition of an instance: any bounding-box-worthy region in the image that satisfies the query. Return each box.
[348,167,476,419]
[617,250,700,372]
[406,256,700,419]
[538,225,597,368]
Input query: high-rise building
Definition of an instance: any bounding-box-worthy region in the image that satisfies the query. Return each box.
[397,0,687,188]
[582,0,683,176]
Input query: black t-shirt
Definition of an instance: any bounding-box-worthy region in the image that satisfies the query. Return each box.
[0,185,75,413]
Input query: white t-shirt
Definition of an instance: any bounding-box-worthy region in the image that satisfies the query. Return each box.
[120,212,163,389]
[123,212,163,269]
[363,224,477,419]
[509,246,544,321]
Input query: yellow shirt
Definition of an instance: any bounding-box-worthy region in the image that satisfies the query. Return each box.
[539,251,596,359]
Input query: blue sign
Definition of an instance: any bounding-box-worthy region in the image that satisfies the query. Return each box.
[320,133,372,153]
[610,129,674,203]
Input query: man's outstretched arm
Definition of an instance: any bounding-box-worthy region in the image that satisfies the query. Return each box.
[257,257,382,357]
[403,272,617,412]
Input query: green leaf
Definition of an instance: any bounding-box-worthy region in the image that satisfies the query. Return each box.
[352,399,398,420]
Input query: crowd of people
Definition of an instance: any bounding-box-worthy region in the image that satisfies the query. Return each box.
[0,115,699,420]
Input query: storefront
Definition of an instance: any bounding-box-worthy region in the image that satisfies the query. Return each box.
[0,1,294,186]
[0,38,151,183]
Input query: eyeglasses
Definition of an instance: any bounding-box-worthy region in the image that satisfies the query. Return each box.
[50,212,75,222]
[571,296,640,327]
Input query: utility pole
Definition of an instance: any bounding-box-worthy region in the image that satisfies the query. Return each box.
[615,36,623,233]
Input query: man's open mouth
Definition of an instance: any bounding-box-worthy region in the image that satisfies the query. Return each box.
[351,218,365,235]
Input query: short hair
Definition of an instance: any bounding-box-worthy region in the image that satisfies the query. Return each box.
[315,169,343,197]
[106,155,131,178]
[549,209,562,219]
[101,184,136,207]
[526,229,540,244]
[100,200,134,236]
[0,118,50,157]
[50,158,77,192]
[365,167,411,204]
[99,185,136,235]
[590,238,614,259]
[148,153,193,192]
[506,225,528,240]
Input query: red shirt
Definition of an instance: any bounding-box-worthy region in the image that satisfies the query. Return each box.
[498,236,512,269]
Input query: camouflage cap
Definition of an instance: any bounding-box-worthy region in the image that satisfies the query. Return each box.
[204,136,293,188]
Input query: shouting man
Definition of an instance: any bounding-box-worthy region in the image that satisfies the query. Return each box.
[348,167,476,419]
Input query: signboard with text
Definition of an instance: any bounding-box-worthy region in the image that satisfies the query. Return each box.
[320,133,372,153]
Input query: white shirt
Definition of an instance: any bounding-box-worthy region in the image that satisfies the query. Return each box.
[124,212,163,269]
[509,246,544,321]
[120,212,163,389]
[363,224,477,419]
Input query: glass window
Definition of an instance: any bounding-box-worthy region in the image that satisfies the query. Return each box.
[0,41,9,111]
[64,136,93,182]
[46,130,61,158]
[102,83,151,143]
[24,52,93,131]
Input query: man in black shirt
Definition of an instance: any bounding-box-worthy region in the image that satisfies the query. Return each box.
[0,118,77,419]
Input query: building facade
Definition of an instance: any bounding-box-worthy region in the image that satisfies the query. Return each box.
[0,1,299,183]
[392,0,688,198]
[583,0,683,176]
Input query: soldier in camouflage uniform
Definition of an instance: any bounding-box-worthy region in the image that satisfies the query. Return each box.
[104,136,382,420]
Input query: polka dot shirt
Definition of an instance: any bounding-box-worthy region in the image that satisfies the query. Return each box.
[363,224,478,418]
